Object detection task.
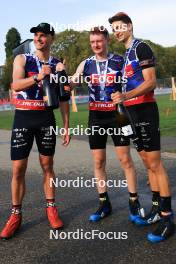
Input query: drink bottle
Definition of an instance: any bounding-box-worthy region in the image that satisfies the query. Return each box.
[116,104,129,126]
[43,74,59,109]
[116,104,134,136]
[57,70,71,100]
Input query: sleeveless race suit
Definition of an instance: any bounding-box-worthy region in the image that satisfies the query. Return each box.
[123,39,160,151]
[83,53,130,149]
[11,54,69,160]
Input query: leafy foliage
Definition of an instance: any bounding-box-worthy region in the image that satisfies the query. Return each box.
[4,28,21,59]
[52,30,176,79]
[1,28,176,91]
[2,28,21,90]
[1,56,14,90]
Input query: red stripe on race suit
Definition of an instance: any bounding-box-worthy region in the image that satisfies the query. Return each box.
[12,99,46,110]
[124,93,155,106]
[27,72,38,77]
[90,73,117,86]
[89,101,116,111]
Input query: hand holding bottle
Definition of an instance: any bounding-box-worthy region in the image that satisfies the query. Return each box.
[37,65,52,81]
[111,91,126,104]
[56,62,65,72]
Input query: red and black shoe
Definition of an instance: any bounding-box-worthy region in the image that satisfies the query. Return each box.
[46,206,63,230]
[0,213,22,239]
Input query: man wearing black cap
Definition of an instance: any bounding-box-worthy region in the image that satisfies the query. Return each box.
[108,12,175,243]
[0,23,70,239]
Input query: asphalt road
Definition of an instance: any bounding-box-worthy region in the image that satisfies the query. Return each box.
[0,130,176,264]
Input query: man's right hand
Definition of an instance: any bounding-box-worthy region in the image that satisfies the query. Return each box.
[37,65,52,81]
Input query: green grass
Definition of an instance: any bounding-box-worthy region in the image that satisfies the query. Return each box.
[0,94,176,136]
[155,94,176,136]
[0,104,89,131]
[55,103,89,129]
[0,110,14,130]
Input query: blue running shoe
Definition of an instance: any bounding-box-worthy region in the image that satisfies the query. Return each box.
[135,204,161,226]
[89,202,112,222]
[129,199,145,223]
[147,213,175,243]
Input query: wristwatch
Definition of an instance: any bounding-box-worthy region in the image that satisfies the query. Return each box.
[33,74,40,83]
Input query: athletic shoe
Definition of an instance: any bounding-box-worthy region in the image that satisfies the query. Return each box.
[0,213,22,239]
[46,206,64,229]
[89,202,112,222]
[129,199,145,223]
[135,204,161,226]
[147,213,175,243]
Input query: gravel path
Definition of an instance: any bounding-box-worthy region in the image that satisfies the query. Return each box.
[0,130,175,264]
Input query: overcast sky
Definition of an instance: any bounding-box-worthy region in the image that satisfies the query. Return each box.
[1,0,175,64]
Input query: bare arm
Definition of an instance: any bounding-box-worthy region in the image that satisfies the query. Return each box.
[70,60,86,88]
[59,101,70,146]
[11,55,51,92]
[60,101,69,129]
[58,61,70,145]
[111,67,157,103]
[11,55,35,91]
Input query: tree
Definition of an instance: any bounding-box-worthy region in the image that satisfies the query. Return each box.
[52,29,91,75]
[51,31,176,79]
[2,28,21,90]
[1,57,14,90]
[4,28,21,59]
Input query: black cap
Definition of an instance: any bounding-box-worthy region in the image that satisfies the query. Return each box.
[30,23,55,36]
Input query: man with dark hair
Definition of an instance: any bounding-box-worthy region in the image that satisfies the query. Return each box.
[71,26,145,223]
[109,12,175,243]
[0,23,70,239]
